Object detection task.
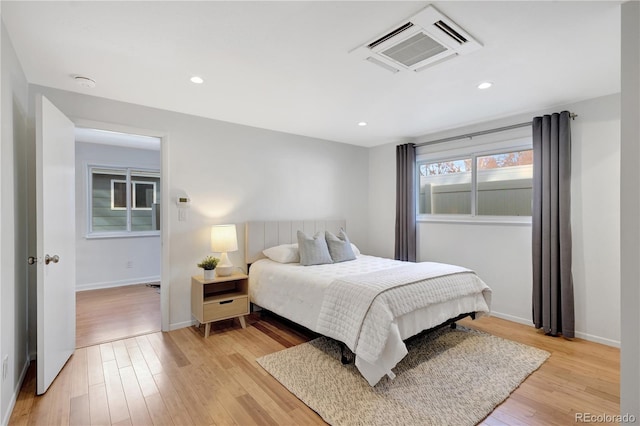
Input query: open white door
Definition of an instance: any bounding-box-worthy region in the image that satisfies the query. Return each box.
[35,95,76,395]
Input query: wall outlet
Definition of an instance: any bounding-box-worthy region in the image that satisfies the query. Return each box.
[2,354,8,381]
[126,261,133,269]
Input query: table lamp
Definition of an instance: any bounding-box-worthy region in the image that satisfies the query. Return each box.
[211,224,238,277]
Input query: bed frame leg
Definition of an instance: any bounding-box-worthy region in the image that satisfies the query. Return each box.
[339,342,353,365]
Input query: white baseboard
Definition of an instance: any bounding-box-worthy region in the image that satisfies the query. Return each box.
[167,309,622,347]
[574,331,620,348]
[168,310,622,347]
[2,356,31,426]
[76,275,161,292]
[490,311,532,326]
[169,319,196,331]
[490,310,620,348]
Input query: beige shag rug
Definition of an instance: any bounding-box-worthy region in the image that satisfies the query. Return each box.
[257,326,549,426]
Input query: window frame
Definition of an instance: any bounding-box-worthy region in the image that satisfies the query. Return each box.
[110,179,127,210]
[418,154,474,216]
[416,134,533,225]
[131,180,157,210]
[87,165,161,238]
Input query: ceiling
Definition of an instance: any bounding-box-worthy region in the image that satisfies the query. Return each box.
[2,1,621,147]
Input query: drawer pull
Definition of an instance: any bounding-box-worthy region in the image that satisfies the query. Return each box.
[219,300,233,305]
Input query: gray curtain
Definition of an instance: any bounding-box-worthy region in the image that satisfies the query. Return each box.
[532,111,575,338]
[395,143,416,262]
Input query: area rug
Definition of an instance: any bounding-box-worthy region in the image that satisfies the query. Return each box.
[257,326,549,426]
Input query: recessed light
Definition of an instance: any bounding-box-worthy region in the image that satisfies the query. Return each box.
[358,122,368,127]
[477,81,492,90]
[74,75,96,88]
[190,76,204,84]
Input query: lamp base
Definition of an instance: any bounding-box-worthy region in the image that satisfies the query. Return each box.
[215,265,234,277]
[215,252,234,277]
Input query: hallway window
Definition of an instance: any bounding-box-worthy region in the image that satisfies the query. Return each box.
[89,167,160,235]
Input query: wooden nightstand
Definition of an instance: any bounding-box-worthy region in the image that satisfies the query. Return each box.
[191,272,249,337]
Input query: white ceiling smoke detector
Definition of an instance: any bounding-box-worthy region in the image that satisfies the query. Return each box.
[351,5,482,74]
[74,75,96,88]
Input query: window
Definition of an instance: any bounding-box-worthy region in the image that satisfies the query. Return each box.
[132,181,156,209]
[418,148,533,218]
[476,150,533,216]
[89,167,160,235]
[110,178,157,210]
[111,179,127,210]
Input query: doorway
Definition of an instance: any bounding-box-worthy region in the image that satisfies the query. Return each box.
[74,128,162,348]
[76,283,161,347]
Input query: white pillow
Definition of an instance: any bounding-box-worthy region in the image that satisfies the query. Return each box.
[262,244,300,263]
[351,243,361,257]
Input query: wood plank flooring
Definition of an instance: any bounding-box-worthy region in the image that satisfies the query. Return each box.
[9,315,619,425]
[76,284,161,348]
[460,317,620,425]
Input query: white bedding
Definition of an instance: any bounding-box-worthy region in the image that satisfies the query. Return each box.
[249,255,492,385]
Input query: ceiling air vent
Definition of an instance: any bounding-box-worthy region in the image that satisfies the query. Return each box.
[351,5,482,73]
[368,22,415,48]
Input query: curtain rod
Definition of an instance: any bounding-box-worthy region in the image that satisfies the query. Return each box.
[414,112,577,147]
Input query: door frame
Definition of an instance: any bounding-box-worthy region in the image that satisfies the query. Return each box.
[73,118,170,331]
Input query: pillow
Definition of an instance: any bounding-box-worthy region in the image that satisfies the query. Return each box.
[297,230,333,266]
[351,243,361,257]
[262,244,300,263]
[325,229,356,263]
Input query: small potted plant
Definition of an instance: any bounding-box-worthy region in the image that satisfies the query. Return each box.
[197,256,219,280]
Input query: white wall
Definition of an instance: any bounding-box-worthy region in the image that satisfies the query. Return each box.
[620,0,640,418]
[27,85,370,332]
[419,222,533,324]
[1,13,4,421]
[368,93,621,346]
[75,142,161,290]
[368,142,397,260]
[0,19,29,426]
[570,94,620,346]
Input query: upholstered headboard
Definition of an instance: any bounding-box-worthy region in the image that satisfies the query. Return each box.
[245,220,346,265]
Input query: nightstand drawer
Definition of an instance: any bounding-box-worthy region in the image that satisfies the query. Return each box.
[203,296,248,322]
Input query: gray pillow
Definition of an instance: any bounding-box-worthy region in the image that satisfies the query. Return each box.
[297,231,333,266]
[325,229,356,263]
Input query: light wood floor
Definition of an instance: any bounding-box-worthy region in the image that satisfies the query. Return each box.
[76,284,161,348]
[9,315,619,425]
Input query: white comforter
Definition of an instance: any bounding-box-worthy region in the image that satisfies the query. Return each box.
[249,255,492,386]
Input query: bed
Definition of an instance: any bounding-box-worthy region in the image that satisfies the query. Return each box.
[246,220,492,386]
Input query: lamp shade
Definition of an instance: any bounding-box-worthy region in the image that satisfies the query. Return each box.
[211,224,238,253]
